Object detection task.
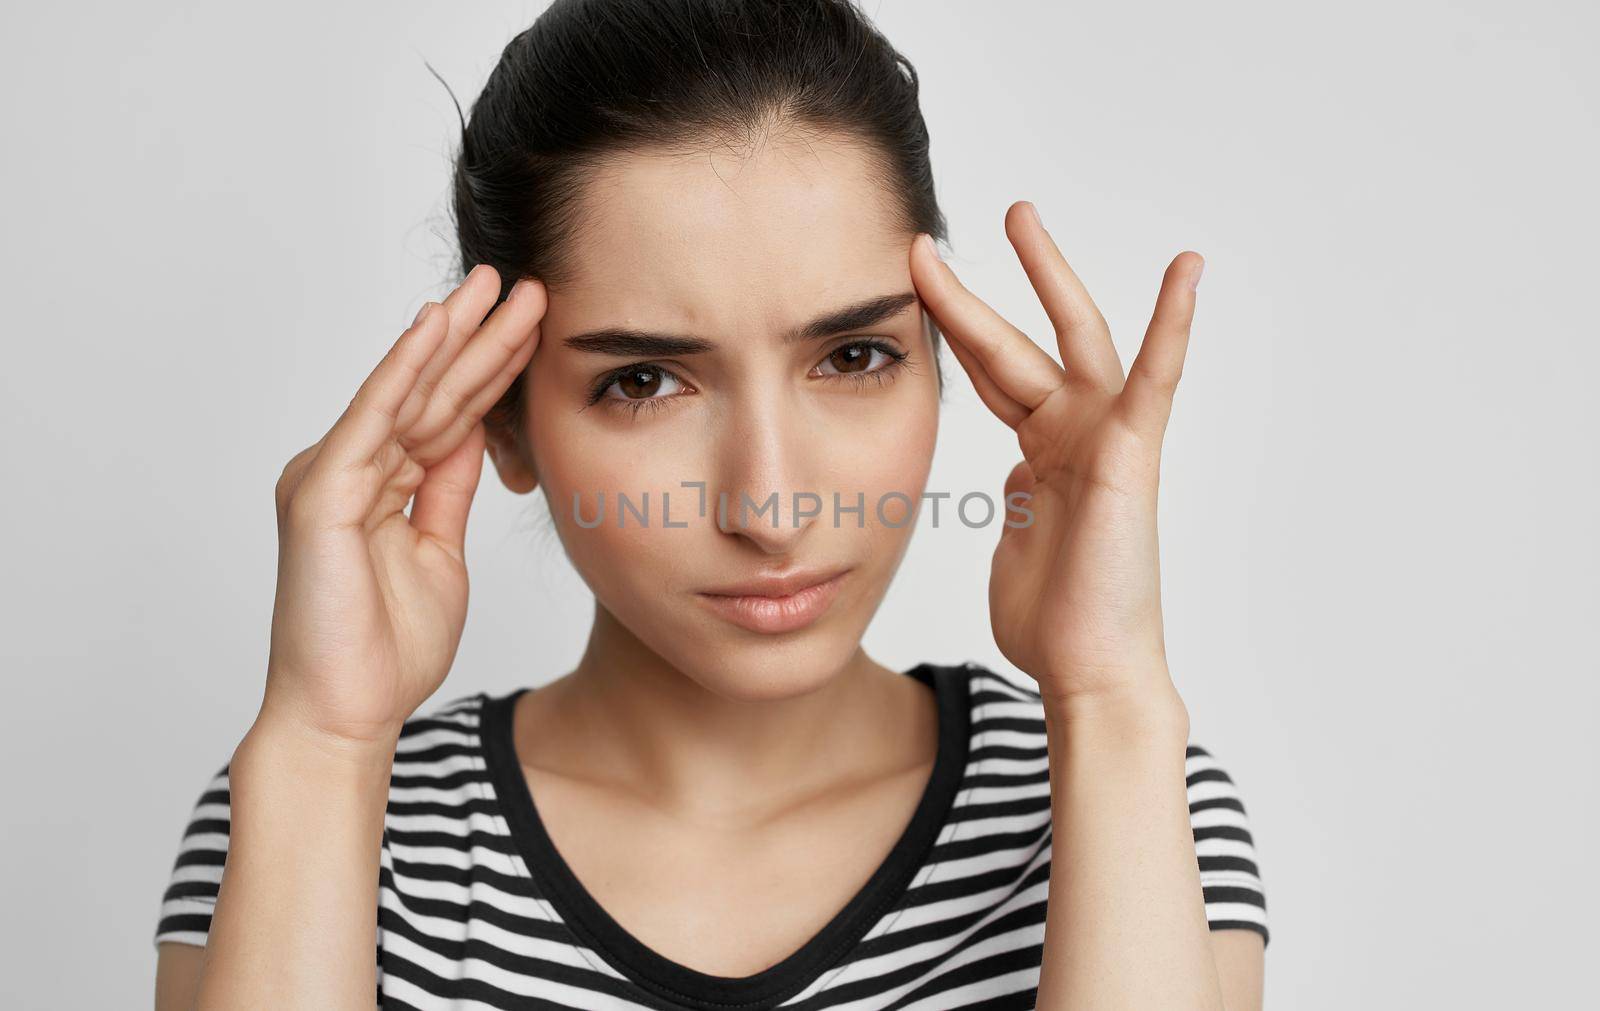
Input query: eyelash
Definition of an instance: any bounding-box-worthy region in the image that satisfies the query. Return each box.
[582,340,911,418]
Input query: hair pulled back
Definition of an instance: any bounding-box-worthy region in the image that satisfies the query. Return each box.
[449,0,949,444]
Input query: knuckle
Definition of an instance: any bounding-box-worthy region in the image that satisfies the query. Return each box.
[282,484,322,528]
[274,455,308,512]
[439,380,471,418]
[1130,361,1180,395]
[274,439,326,503]
[375,436,409,474]
[398,455,427,491]
[281,465,343,529]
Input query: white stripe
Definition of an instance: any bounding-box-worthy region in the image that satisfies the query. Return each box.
[938,810,1053,837]
[388,781,490,805]
[1203,900,1270,924]
[1186,777,1243,803]
[385,809,506,838]
[1188,805,1253,830]
[1201,868,1266,889]
[173,830,230,855]
[391,751,488,779]
[969,727,1048,750]
[960,778,1052,805]
[386,838,525,877]
[1193,836,1260,861]
[395,725,481,754]
[968,753,1051,776]
[164,863,225,887]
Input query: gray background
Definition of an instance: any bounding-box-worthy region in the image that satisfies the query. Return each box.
[3,1,1595,1007]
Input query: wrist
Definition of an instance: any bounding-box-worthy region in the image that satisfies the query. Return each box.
[1040,680,1190,739]
[239,705,400,780]
[251,684,406,759]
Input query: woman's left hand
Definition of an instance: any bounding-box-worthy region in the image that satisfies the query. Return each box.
[908,202,1203,710]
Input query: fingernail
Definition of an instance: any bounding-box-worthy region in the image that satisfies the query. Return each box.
[1188,259,1205,291]
[920,233,943,262]
[413,302,435,326]
[1026,201,1043,228]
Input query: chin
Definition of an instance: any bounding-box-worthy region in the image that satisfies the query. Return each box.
[650,619,864,704]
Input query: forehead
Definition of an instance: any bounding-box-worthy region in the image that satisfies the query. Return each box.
[552,130,913,335]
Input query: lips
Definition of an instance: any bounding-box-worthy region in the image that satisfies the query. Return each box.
[695,567,850,634]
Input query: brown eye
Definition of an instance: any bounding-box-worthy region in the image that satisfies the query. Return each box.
[615,367,664,399]
[589,363,689,412]
[598,365,685,403]
[813,340,903,379]
[826,344,873,374]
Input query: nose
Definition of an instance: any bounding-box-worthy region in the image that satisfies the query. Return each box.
[710,392,820,554]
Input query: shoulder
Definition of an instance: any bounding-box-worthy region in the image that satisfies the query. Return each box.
[1181,739,1271,945]
[153,761,232,946]
[154,688,501,949]
[944,661,1271,947]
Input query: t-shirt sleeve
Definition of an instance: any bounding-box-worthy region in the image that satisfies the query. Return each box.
[154,761,232,948]
[1186,743,1270,946]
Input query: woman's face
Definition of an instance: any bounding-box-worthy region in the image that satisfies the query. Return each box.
[496,130,941,702]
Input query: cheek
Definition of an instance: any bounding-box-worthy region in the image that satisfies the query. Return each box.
[525,391,710,597]
[529,399,708,522]
[817,384,940,531]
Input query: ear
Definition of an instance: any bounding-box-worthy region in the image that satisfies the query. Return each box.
[484,421,540,494]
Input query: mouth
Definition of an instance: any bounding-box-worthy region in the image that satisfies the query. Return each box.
[695,566,852,635]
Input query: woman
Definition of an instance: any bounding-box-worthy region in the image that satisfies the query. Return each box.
[153,0,1270,1007]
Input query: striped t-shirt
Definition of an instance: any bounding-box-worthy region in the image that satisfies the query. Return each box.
[155,661,1269,1009]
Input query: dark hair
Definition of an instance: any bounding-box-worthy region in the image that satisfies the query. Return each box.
[449,0,949,449]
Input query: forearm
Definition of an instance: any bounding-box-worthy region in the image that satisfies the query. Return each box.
[1034,683,1226,1011]
[192,710,395,1010]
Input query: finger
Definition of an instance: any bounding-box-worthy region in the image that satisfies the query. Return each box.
[909,232,1065,410]
[412,318,540,463]
[471,327,538,419]
[319,304,452,473]
[940,321,1029,428]
[1004,201,1124,391]
[397,264,504,433]
[1121,251,1203,436]
[405,277,547,460]
[361,434,429,538]
[409,420,489,562]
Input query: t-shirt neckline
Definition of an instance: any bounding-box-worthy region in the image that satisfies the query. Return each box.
[478,662,972,1011]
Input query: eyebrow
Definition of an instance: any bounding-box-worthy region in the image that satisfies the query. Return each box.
[561,291,920,357]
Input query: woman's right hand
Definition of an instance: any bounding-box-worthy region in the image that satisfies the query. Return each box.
[260,264,546,748]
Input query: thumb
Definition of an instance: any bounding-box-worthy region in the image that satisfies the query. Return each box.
[999,458,1037,537]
